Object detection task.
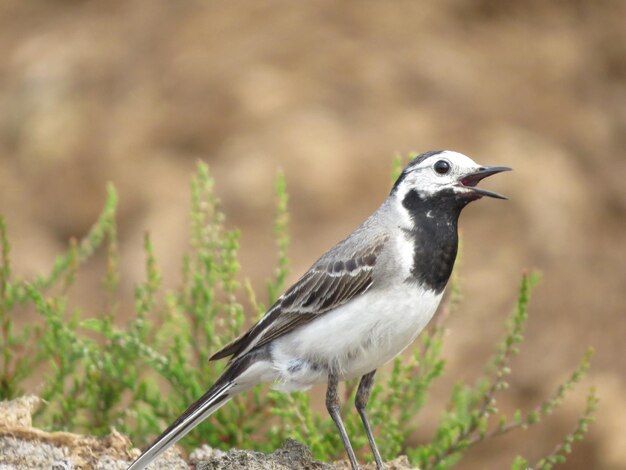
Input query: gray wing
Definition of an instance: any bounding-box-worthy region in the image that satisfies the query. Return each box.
[210,235,388,362]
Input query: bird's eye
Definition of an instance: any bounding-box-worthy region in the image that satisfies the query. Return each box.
[434,160,451,175]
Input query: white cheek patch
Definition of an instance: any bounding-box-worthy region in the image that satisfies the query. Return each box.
[396,198,413,228]
[418,181,443,196]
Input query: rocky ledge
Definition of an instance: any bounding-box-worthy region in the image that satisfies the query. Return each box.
[0,396,416,469]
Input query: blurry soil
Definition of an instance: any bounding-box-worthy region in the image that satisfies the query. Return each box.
[0,1,624,469]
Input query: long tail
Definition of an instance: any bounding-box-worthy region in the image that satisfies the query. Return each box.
[126,378,234,470]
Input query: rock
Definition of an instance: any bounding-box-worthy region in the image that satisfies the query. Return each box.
[0,395,41,428]
[195,439,332,470]
[0,397,418,469]
[189,444,227,463]
[195,439,418,470]
[0,437,68,469]
[0,396,186,469]
[336,456,416,470]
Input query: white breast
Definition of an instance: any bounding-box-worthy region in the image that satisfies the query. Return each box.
[267,283,442,391]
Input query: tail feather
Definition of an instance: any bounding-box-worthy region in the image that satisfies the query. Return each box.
[126,380,234,470]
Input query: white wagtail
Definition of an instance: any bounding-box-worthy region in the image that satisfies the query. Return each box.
[127,150,510,470]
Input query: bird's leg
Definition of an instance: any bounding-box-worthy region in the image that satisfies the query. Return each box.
[326,370,360,470]
[355,370,386,470]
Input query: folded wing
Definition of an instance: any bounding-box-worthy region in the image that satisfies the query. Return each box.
[210,237,387,362]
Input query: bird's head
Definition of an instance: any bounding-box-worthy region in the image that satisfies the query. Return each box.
[391,150,511,207]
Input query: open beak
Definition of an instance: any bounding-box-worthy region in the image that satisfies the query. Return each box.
[459,166,512,199]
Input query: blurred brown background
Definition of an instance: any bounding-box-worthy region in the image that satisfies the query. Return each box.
[0,1,624,469]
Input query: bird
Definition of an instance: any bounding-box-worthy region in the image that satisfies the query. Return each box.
[127,150,510,470]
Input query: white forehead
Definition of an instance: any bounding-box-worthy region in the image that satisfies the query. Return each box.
[413,150,479,170]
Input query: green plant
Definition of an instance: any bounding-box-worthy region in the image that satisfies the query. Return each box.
[0,158,597,468]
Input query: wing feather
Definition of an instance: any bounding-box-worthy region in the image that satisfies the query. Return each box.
[210,236,387,362]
